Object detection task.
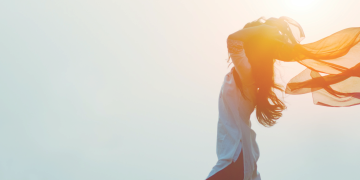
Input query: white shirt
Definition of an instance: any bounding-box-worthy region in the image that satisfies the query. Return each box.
[206,39,261,180]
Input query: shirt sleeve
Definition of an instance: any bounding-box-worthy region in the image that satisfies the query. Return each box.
[227,38,254,86]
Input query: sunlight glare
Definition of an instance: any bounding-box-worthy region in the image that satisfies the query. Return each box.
[287,0,317,8]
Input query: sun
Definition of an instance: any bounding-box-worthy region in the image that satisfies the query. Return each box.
[286,0,317,8]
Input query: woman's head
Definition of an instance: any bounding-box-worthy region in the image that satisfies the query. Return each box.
[242,17,287,127]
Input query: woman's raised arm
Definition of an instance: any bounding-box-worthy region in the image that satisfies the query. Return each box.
[228,24,281,42]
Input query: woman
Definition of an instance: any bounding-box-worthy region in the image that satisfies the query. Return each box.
[207,17,360,180]
[206,17,288,180]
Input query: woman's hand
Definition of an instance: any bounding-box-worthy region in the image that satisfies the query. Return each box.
[257,24,283,41]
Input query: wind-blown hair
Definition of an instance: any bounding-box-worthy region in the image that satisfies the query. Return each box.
[233,16,360,126]
[235,17,286,127]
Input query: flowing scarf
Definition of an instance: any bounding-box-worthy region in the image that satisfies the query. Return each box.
[269,17,360,107]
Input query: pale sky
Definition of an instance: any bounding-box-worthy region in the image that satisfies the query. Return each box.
[0,0,360,180]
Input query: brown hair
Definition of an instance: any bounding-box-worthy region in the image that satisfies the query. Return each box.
[235,18,286,127]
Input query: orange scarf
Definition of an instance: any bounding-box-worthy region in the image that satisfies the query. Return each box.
[273,17,360,106]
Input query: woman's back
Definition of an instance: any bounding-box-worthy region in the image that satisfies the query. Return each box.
[206,38,260,180]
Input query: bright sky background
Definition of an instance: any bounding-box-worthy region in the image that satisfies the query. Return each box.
[1,0,360,180]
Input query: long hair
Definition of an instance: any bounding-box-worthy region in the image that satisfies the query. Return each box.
[234,17,286,127]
